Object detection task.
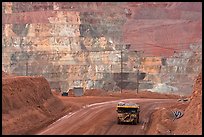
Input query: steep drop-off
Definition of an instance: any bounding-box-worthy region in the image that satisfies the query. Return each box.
[2,2,202,95]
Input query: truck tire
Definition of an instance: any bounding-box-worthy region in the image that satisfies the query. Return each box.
[133,119,137,125]
[117,118,121,124]
[137,114,139,123]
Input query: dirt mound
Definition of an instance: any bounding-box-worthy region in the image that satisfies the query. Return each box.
[173,72,202,135]
[82,89,180,99]
[147,72,202,135]
[146,102,189,135]
[106,90,180,99]
[84,89,108,96]
[2,75,66,135]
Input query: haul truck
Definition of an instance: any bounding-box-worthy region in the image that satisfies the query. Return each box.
[116,102,140,125]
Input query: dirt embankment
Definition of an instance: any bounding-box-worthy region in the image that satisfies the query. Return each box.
[147,72,202,135]
[174,72,202,135]
[2,72,66,135]
[2,71,183,135]
[66,88,181,99]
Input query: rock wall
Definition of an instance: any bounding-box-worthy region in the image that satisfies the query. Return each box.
[2,2,202,95]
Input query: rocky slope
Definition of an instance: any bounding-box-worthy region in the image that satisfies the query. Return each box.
[2,2,202,95]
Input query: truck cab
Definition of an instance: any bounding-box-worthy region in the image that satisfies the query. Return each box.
[116,102,140,125]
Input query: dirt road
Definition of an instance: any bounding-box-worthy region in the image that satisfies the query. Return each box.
[37,98,177,135]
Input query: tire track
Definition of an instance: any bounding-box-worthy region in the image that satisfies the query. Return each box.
[37,99,176,135]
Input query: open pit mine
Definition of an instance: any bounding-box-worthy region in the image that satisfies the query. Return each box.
[2,2,202,135]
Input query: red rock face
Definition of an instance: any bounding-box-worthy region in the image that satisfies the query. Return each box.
[122,2,202,57]
[2,2,201,57]
[2,2,202,95]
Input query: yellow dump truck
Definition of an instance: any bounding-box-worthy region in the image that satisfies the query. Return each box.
[116,102,140,125]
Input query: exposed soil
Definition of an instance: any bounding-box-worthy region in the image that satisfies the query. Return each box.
[174,72,202,135]
[147,72,202,135]
[146,102,189,135]
[80,88,181,99]
[2,71,201,135]
[2,72,66,135]
[37,98,178,135]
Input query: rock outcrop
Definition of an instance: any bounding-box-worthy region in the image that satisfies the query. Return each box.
[2,2,202,95]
